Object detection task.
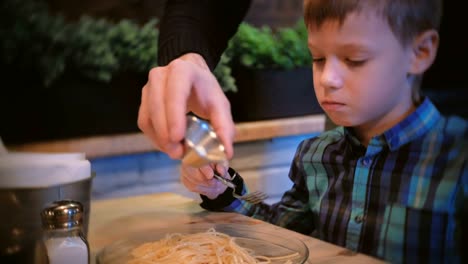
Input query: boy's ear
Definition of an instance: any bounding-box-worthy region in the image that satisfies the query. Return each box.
[408,29,439,74]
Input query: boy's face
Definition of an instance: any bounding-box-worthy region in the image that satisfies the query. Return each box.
[308,10,415,133]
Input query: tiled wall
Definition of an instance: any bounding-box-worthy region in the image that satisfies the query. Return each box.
[90,133,319,204]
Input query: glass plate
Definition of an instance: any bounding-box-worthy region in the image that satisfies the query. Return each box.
[96,223,309,264]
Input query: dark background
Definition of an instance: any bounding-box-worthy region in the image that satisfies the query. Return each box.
[419,1,468,119]
[1,0,466,144]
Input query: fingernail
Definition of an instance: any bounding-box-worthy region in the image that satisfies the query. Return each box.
[165,143,184,159]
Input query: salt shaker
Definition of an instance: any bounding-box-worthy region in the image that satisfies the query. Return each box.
[182,115,228,167]
[41,200,89,264]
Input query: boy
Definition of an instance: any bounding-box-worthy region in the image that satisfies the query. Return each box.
[180,0,467,262]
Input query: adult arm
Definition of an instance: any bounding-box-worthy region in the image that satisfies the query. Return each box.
[138,0,251,160]
[158,0,252,70]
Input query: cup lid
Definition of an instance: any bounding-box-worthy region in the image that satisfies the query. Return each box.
[0,152,91,188]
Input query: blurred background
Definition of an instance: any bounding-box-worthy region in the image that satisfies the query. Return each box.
[0,0,466,212]
[1,0,466,145]
[0,4,465,261]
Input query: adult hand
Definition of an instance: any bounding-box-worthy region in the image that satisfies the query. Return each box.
[180,163,229,199]
[138,53,235,161]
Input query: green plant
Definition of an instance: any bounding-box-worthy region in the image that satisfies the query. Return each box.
[70,16,158,83]
[0,0,310,93]
[1,0,70,86]
[0,0,158,87]
[213,53,237,92]
[227,21,312,70]
[0,0,241,92]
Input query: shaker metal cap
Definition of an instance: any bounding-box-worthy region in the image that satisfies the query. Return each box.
[182,115,227,167]
[41,200,84,229]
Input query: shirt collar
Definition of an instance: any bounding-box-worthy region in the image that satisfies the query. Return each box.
[383,97,441,151]
[344,97,441,152]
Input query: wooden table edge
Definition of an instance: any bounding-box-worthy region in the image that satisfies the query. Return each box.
[6,114,325,158]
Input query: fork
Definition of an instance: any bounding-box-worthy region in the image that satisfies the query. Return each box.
[213,171,268,204]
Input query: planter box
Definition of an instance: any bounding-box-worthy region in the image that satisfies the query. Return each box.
[226,66,323,122]
[1,67,145,144]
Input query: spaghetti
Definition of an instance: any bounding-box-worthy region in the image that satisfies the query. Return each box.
[127,228,299,264]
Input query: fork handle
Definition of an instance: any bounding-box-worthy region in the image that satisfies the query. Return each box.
[200,167,246,210]
[213,172,236,189]
[218,167,244,196]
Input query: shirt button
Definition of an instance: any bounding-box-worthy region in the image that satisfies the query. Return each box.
[361,158,371,166]
[354,214,365,224]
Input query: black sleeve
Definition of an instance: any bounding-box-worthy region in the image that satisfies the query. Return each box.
[157,0,251,71]
[200,167,245,211]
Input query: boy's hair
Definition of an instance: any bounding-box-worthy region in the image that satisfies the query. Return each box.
[303,0,442,103]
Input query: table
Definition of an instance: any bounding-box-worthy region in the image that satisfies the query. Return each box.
[88,192,385,263]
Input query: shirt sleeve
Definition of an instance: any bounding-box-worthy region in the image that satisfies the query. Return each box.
[200,141,316,235]
[157,0,251,71]
[455,157,468,263]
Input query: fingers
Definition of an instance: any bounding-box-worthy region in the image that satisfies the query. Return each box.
[165,60,191,143]
[180,164,228,199]
[165,54,236,161]
[164,53,211,145]
[149,67,185,158]
[208,99,236,159]
[209,163,229,179]
[187,63,236,160]
[137,84,159,148]
[138,52,236,162]
[138,67,184,159]
[181,165,214,192]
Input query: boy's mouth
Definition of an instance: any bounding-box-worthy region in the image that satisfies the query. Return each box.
[321,100,345,111]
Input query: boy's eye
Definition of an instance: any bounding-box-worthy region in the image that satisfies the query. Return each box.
[312,58,325,65]
[345,58,366,67]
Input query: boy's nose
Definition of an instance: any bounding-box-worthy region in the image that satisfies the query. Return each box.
[319,60,343,89]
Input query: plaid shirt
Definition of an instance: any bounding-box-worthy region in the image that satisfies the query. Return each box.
[201,98,468,263]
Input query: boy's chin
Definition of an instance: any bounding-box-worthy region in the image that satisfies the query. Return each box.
[327,115,354,127]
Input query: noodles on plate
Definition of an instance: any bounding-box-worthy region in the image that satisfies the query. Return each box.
[127,228,299,264]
